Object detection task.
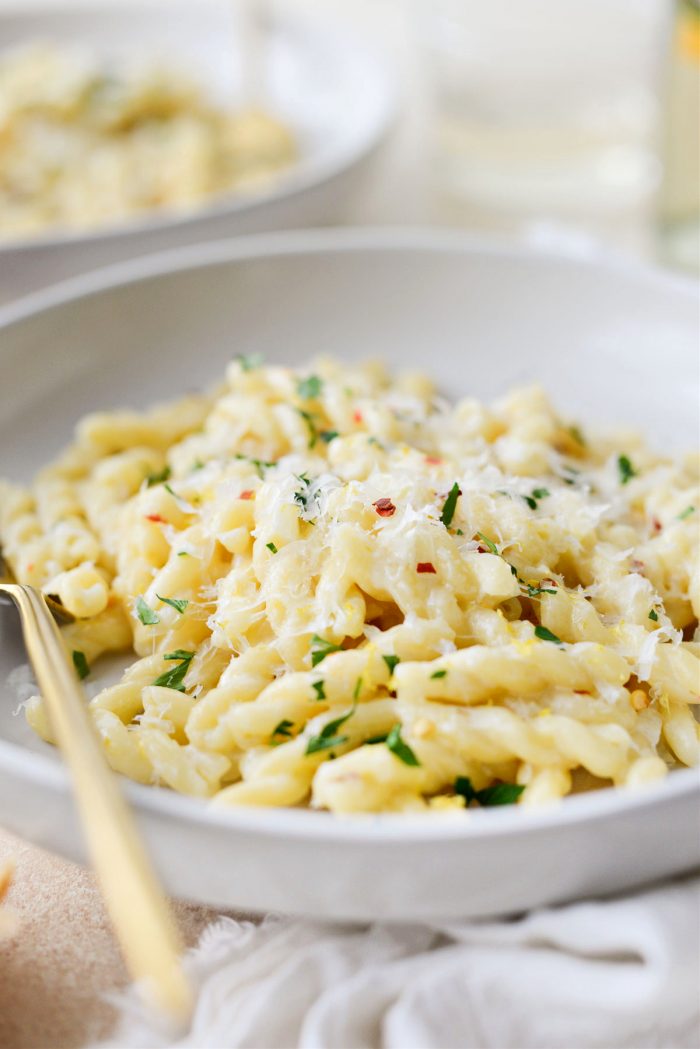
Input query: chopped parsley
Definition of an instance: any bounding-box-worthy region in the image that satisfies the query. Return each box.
[523,487,550,511]
[297,375,323,399]
[135,596,160,625]
[72,650,90,681]
[234,453,275,478]
[678,505,695,520]
[534,625,563,644]
[353,677,363,700]
[297,409,319,449]
[385,724,420,766]
[312,680,326,701]
[152,650,194,691]
[476,532,499,555]
[568,425,586,447]
[617,454,637,485]
[364,733,389,745]
[524,582,558,597]
[454,776,524,807]
[430,669,447,679]
[146,466,171,487]
[176,551,190,557]
[440,482,461,527]
[266,541,278,554]
[649,608,659,622]
[311,634,343,668]
[320,430,339,444]
[270,719,294,744]
[156,594,188,614]
[305,701,356,755]
[561,465,581,486]
[382,654,400,675]
[237,352,264,372]
[190,459,205,472]
[293,473,319,519]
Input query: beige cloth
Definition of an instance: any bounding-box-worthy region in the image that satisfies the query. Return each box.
[0,828,216,1049]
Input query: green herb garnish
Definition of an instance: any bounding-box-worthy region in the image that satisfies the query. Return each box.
[476,532,499,555]
[266,541,278,554]
[568,425,586,447]
[454,776,524,807]
[523,487,550,511]
[382,654,400,675]
[156,594,188,614]
[320,430,339,444]
[385,724,420,766]
[305,701,356,755]
[297,375,323,400]
[135,596,160,625]
[72,650,90,681]
[312,680,326,701]
[311,634,343,668]
[534,625,563,644]
[297,409,318,449]
[617,454,637,485]
[238,352,264,372]
[430,669,447,679]
[152,650,194,691]
[146,466,171,487]
[440,482,461,528]
[678,505,695,520]
[270,719,294,744]
[648,608,659,622]
[525,582,558,597]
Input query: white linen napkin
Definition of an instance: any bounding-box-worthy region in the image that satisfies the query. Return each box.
[102,875,700,1049]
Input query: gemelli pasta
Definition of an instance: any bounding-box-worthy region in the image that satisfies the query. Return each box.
[0,44,296,240]
[1,356,698,813]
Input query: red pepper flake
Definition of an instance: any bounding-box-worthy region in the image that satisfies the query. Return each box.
[416,562,437,574]
[425,456,443,465]
[145,513,166,523]
[239,490,255,501]
[353,409,363,424]
[651,516,662,534]
[541,578,558,588]
[373,497,396,517]
[630,559,645,574]
[26,563,34,572]
[476,545,488,554]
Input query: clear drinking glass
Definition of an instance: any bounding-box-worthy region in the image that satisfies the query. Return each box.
[423,0,666,254]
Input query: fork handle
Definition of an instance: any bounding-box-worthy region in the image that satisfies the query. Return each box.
[9,584,192,1022]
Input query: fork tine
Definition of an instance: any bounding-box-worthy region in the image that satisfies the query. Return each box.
[0,544,75,623]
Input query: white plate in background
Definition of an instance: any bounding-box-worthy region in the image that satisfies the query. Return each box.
[0,230,697,920]
[0,1,395,304]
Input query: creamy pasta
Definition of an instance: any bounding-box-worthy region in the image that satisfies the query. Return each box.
[1,356,698,813]
[0,44,296,239]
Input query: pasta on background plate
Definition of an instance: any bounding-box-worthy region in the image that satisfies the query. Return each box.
[0,44,296,240]
[1,356,698,814]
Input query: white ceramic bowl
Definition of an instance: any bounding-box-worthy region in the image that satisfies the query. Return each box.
[0,230,698,921]
[0,1,394,305]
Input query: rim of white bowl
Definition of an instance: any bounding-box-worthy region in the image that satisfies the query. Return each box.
[0,226,696,330]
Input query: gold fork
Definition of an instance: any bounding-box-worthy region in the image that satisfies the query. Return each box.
[0,550,192,1023]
